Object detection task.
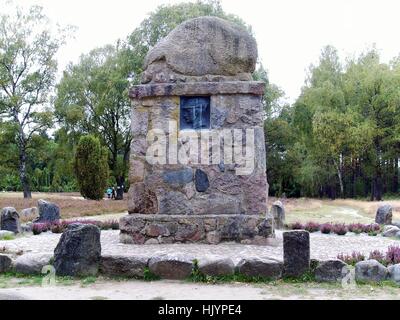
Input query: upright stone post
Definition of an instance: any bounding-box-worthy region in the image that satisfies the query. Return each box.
[283,230,310,277]
[0,207,21,234]
[120,16,273,245]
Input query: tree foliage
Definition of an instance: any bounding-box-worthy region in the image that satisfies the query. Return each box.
[55,44,132,179]
[74,135,109,200]
[0,3,71,197]
[268,45,400,200]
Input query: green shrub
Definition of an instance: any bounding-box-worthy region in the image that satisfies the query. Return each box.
[74,135,109,200]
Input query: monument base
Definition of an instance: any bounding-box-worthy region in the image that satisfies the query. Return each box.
[119,214,274,245]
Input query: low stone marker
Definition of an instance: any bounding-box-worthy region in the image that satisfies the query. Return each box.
[35,199,60,223]
[0,207,21,234]
[100,255,148,278]
[20,207,38,219]
[198,258,235,277]
[314,259,350,282]
[236,258,283,280]
[388,264,400,285]
[271,200,285,229]
[375,204,392,225]
[283,230,310,277]
[382,225,400,237]
[355,259,388,282]
[54,224,101,277]
[14,253,53,275]
[148,254,194,280]
[0,255,12,273]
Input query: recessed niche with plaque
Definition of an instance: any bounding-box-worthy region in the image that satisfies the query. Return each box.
[179,96,210,130]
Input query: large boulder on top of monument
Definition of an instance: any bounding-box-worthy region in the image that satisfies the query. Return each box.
[142,16,257,82]
[35,199,60,223]
[0,207,21,233]
[54,224,101,276]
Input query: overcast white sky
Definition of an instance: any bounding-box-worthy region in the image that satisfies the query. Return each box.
[6,0,400,102]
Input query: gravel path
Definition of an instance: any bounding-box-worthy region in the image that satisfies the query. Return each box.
[1,230,399,263]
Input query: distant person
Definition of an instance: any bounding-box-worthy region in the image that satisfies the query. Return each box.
[106,187,112,199]
[111,187,116,200]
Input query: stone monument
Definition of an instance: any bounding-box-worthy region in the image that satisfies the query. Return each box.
[120,16,273,244]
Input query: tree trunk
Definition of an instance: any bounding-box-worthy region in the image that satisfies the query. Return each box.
[370,140,383,201]
[393,158,399,193]
[350,158,356,198]
[18,143,31,199]
[334,159,344,198]
[14,113,32,199]
[376,173,383,201]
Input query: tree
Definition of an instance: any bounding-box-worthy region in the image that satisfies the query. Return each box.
[0,4,70,198]
[266,45,400,200]
[74,135,109,200]
[343,48,400,200]
[55,45,132,179]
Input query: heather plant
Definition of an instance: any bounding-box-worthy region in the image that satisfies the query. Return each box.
[362,223,381,234]
[368,250,387,266]
[333,223,348,236]
[348,223,363,234]
[386,246,400,265]
[337,251,365,266]
[32,223,49,235]
[319,223,333,234]
[50,222,66,234]
[101,219,119,230]
[290,222,304,230]
[304,222,320,233]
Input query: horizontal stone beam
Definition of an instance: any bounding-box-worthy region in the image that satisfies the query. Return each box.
[129,81,266,100]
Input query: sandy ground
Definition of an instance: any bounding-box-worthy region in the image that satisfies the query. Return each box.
[0,279,399,300]
[277,197,400,224]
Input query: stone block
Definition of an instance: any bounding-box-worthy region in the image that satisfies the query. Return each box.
[283,230,310,277]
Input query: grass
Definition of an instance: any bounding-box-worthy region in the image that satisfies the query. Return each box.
[188,259,316,285]
[0,192,127,221]
[0,272,97,289]
[0,234,15,241]
[143,267,160,281]
[0,273,43,288]
[81,276,97,286]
